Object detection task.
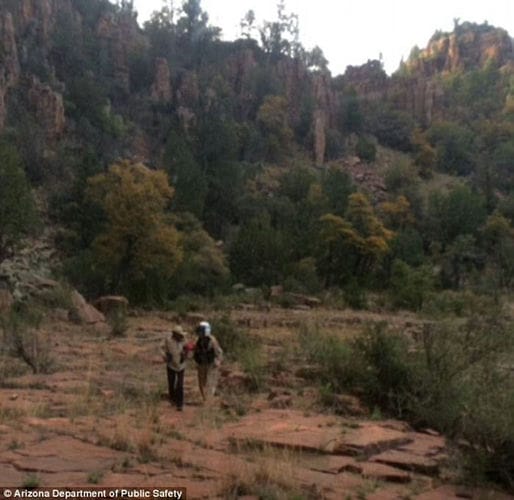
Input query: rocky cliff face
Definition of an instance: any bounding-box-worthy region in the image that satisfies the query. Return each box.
[28,76,65,140]
[96,10,145,94]
[0,11,19,129]
[343,24,514,126]
[407,24,513,76]
[151,57,172,102]
[0,1,511,171]
[0,0,145,137]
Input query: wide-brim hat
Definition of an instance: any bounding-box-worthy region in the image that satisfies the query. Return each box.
[172,325,186,337]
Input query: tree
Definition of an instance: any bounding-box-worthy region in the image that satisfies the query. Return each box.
[257,95,294,161]
[229,213,289,286]
[426,121,476,175]
[365,104,414,152]
[321,166,354,217]
[240,9,256,39]
[177,0,220,46]
[425,185,486,247]
[482,212,514,288]
[259,0,300,58]
[412,128,436,177]
[390,259,434,311]
[339,88,363,134]
[379,196,415,231]
[86,160,182,303]
[317,193,394,286]
[304,46,328,72]
[356,136,376,163]
[169,213,229,295]
[0,143,36,263]
[163,130,207,218]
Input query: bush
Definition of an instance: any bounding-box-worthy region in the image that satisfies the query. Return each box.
[212,316,266,392]
[343,280,367,309]
[297,306,514,489]
[212,316,255,361]
[389,260,434,311]
[1,308,54,375]
[298,323,361,392]
[351,323,417,417]
[356,136,376,163]
[422,289,496,318]
[107,308,128,337]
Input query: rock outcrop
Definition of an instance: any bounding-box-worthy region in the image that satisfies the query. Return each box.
[0,230,59,302]
[28,77,65,140]
[96,10,144,94]
[406,23,513,76]
[342,24,514,126]
[0,12,20,130]
[150,57,172,102]
[68,290,106,326]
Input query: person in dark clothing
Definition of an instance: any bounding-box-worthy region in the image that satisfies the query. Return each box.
[193,321,223,402]
[161,325,189,411]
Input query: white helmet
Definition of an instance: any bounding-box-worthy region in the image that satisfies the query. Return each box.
[196,321,211,336]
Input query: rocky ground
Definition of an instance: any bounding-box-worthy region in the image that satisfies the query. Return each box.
[0,309,511,499]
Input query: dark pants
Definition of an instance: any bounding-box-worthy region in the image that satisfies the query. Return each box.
[166,367,184,409]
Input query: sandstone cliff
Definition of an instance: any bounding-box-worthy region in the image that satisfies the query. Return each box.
[342,23,514,126]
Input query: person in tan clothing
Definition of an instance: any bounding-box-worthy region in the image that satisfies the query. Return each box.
[193,321,223,401]
[162,325,191,411]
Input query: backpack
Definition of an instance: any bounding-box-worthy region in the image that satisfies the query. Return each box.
[194,336,215,365]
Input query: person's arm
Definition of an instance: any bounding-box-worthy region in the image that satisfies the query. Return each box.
[161,337,170,362]
[211,336,223,365]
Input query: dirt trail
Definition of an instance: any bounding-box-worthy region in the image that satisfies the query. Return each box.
[0,309,510,499]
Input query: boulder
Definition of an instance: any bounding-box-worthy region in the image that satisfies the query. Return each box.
[287,293,322,308]
[93,295,129,315]
[68,290,106,325]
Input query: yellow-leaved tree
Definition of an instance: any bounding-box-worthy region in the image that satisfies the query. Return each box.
[318,192,394,286]
[87,160,183,303]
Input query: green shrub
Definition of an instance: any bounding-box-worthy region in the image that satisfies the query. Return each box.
[352,322,417,417]
[239,347,266,393]
[1,308,54,374]
[422,289,496,318]
[356,136,376,163]
[212,316,255,361]
[343,280,367,309]
[297,307,514,489]
[298,323,361,392]
[212,316,266,392]
[107,307,128,337]
[22,474,40,489]
[389,260,434,311]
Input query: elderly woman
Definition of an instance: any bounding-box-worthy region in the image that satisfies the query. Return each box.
[162,325,190,411]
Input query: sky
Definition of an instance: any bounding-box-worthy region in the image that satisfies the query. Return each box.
[132,0,514,75]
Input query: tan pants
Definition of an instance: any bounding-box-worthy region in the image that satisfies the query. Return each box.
[197,364,219,400]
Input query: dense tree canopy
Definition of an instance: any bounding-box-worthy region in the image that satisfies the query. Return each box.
[86,160,183,301]
[0,143,36,262]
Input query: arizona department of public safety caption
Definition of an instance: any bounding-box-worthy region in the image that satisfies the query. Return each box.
[0,488,186,499]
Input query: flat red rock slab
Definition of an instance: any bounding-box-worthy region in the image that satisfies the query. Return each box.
[332,423,412,456]
[6,436,121,473]
[341,461,411,483]
[415,486,514,499]
[399,432,446,456]
[0,463,24,485]
[371,449,440,475]
[361,462,411,483]
[225,410,344,454]
[306,455,358,474]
